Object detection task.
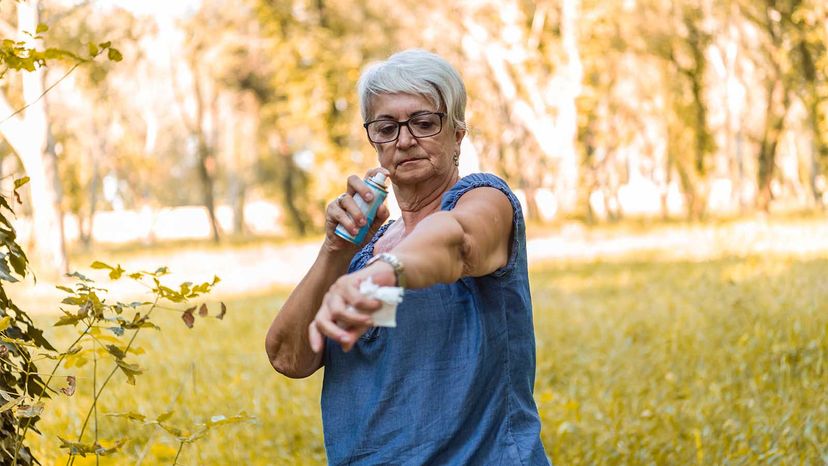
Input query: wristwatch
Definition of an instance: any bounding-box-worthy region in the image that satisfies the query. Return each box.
[366,252,406,287]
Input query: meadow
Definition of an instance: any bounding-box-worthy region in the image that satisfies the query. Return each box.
[22,245,828,464]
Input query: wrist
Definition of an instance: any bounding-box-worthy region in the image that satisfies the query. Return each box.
[317,246,354,271]
[366,252,406,287]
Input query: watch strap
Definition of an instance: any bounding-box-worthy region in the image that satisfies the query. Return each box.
[366,252,406,287]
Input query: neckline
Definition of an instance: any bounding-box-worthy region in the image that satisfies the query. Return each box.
[365,219,396,259]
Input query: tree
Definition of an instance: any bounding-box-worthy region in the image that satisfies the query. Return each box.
[0,0,66,274]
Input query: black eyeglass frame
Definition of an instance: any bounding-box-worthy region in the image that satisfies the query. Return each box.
[363,111,447,144]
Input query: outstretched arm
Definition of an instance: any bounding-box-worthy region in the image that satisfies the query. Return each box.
[309,186,514,352]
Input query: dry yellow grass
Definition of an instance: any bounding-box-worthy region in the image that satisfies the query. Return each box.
[21,251,828,464]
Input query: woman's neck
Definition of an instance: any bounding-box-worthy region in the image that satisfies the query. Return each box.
[394,172,459,235]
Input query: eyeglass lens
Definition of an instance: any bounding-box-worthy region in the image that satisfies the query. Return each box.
[366,113,442,143]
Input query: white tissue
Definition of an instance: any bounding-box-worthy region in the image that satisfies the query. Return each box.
[359,277,404,327]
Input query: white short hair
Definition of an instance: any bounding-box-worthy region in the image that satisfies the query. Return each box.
[358,49,467,132]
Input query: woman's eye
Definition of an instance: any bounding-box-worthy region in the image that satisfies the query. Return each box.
[377,124,397,135]
[413,119,435,130]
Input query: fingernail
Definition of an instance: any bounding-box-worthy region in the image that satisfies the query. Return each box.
[351,227,359,235]
[341,335,351,343]
[359,218,367,226]
[365,192,373,201]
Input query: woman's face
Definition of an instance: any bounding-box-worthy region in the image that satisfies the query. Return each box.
[368,92,464,186]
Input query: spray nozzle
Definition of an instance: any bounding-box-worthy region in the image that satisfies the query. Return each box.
[371,172,387,186]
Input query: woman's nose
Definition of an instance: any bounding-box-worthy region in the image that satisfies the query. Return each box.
[396,125,416,148]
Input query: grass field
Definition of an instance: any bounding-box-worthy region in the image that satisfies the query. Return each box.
[23,252,828,465]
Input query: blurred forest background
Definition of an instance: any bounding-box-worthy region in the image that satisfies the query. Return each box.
[2,1,828,464]
[0,0,825,273]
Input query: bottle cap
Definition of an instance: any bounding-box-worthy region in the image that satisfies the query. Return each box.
[371,172,387,186]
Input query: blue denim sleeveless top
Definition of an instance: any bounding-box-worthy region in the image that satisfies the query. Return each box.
[321,173,550,465]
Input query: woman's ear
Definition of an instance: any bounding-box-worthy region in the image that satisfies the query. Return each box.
[454,127,466,148]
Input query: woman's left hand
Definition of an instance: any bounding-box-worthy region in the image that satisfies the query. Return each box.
[308,262,397,353]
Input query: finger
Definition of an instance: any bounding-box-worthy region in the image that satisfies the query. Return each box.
[315,315,353,347]
[341,324,372,352]
[326,201,360,236]
[374,204,390,225]
[308,321,323,353]
[339,284,383,314]
[347,174,377,205]
[338,194,368,229]
[329,299,374,327]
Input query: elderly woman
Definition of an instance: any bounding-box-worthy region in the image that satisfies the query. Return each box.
[265,49,549,465]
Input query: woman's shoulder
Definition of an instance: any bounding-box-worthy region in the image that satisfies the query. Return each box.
[441,172,518,211]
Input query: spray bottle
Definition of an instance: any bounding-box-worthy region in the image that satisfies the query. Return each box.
[334,172,388,244]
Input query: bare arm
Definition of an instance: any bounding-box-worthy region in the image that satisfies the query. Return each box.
[266,170,389,378]
[309,186,514,351]
[391,187,513,287]
[265,248,353,378]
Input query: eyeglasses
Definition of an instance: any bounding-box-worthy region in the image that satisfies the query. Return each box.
[363,112,446,144]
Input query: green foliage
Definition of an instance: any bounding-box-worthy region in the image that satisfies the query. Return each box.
[9,262,237,465]
[27,290,323,464]
[0,177,52,466]
[0,25,121,80]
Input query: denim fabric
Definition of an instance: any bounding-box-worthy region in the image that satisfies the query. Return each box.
[321,173,550,465]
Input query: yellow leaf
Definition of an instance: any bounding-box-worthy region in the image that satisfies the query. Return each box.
[150,443,178,458]
[0,316,11,332]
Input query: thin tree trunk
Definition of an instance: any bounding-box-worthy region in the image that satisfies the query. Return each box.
[0,0,67,274]
[191,65,221,242]
[756,79,789,212]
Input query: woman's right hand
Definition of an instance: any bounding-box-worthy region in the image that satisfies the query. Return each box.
[322,167,391,255]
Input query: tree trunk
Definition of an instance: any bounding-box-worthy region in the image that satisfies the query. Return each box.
[0,0,67,275]
[756,79,789,212]
[461,0,581,217]
[191,64,221,242]
[196,139,220,242]
[555,0,583,214]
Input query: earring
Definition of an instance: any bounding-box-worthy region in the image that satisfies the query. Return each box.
[453,152,460,166]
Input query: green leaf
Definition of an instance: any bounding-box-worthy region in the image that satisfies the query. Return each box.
[156,411,174,422]
[95,439,126,456]
[55,285,74,293]
[98,41,112,49]
[116,359,142,385]
[66,271,92,282]
[109,264,125,280]
[0,255,19,282]
[88,42,99,57]
[0,395,23,413]
[58,436,97,457]
[36,23,48,34]
[205,412,255,428]
[54,312,83,327]
[107,47,123,62]
[90,261,112,270]
[13,176,29,189]
[159,423,184,438]
[107,411,146,422]
[61,296,85,306]
[105,344,126,360]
